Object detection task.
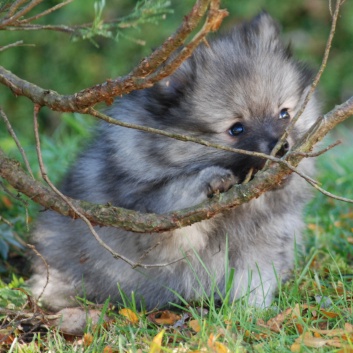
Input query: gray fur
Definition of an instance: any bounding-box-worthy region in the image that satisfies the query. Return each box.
[29,13,319,310]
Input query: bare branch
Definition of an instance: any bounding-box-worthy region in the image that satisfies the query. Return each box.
[292,140,341,158]
[18,0,74,24]
[0,107,34,178]
[309,181,353,204]
[4,0,29,19]
[0,0,227,111]
[270,0,343,157]
[0,40,34,52]
[0,0,352,235]
[0,0,44,28]
[1,96,352,233]
[2,23,78,33]
[27,244,49,301]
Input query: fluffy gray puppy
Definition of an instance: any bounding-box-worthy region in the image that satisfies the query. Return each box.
[30,13,319,310]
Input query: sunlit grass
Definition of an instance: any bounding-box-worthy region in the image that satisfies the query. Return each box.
[1,122,353,352]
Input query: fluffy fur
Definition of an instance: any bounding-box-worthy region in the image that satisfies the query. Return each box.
[29,13,319,310]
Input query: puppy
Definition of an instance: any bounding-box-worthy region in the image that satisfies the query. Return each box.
[29,13,319,310]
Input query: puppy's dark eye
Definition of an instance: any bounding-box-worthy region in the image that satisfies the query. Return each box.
[279,108,290,119]
[229,122,244,136]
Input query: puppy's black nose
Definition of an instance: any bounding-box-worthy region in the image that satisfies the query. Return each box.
[268,140,289,157]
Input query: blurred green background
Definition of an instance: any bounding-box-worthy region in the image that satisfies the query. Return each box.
[0,0,353,275]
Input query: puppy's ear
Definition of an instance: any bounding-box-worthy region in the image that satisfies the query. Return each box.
[250,11,281,43]
[157,58,195,99]
[235,11,290,56]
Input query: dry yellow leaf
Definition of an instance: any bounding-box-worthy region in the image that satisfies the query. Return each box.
[266,307,293,332]
[207,333,229,353]
[119,308,139,324]
[345,323,353,332]
[337,347,353,353]
[148,310,181,325]
[290,342,301,352]
[307,224,323,232]
[295,323,304,334]
[148,330,165,353]
[295,332,327,348]
[311,323,353,336]
[189,319,201,333]
[320,309,339,318]
[83,333,93,347]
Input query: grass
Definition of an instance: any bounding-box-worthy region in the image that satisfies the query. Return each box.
[0,123,353,352]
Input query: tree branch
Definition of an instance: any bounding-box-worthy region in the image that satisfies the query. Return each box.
[0,107,34,178]
[0,0,44,28]
[1,97,352,233]
[18,0,74,24]
[270,0,342,157]
[0,0,228,111]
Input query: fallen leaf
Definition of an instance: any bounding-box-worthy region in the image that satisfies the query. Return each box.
[345,323,353,332]
[83,333,93,347]
[119,308,139,324]
[310,323,353,336]
[207,333,229,353]
[1,196,12,208]
[290,342,301,352]
[295,323,304,334]
[307,224,323,232]
[320,309,339,318]
[295,332,327,348]
[337,347,353,353]
[0,328,15,345]
[266,307,293,332]
[189,319,202,333]
[148,329,165,353]
[148,310,181,325]
[341,212,353,219]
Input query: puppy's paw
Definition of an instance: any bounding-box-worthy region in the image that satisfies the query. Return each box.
[198,167,238,198]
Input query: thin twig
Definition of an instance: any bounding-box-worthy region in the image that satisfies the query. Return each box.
[0,107,34,178]
[4,0,28,19]
[33,105,186,268]
[270,0,343,158]
[26,244,49,302]
[0,40,34,52]
[2,24,79,33]
[0,180,28,205]
[88,108,319,186]
[0,180,30,230]
[0,215,13,227]
[0,0,44,28]
[292,140,341,157]
[308,180,353,204]
[19,0,74,24]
